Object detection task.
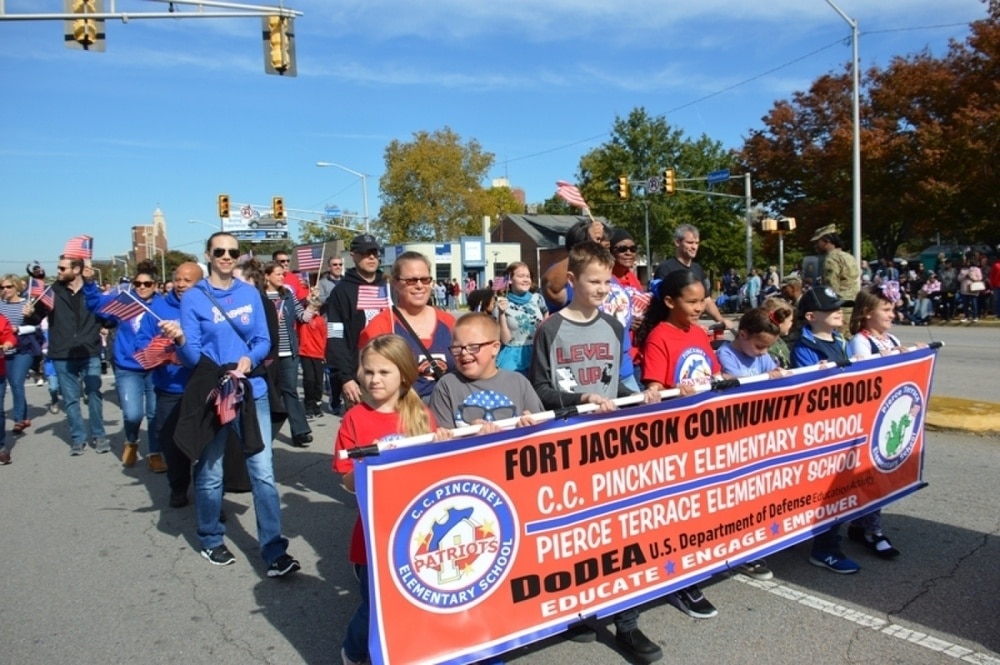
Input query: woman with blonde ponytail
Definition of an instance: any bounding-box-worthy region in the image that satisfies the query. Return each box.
[332,334,451,665]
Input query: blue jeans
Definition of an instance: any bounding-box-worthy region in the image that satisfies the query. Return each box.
[52,356,106,446]
[192,394,288,565]
[115,367,157,452]
[343,564,370,663]
[0,376,7,448]
[6,352,33,423]
[963,294,979,319]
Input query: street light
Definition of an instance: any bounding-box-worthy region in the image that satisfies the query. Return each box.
[316,161,370,234]
[824,0,862,269]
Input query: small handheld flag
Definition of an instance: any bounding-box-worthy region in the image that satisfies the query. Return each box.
[133,336,177,370]
[491,276,508,292]
[555,180,589,212]
[356,284,390,310]
[63,235,94,260]
[99,290,148,321]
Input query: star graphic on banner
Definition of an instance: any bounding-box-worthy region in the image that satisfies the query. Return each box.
[770,522,781,535]
[664,560,676,575]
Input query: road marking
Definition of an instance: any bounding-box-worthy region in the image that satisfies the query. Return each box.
[734,575,1000,663]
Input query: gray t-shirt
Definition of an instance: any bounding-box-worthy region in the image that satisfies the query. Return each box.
[429,369,544,428]
[530,311,629,409]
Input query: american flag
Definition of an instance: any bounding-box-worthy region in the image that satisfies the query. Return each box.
[36,287,54,310]
[63,235,93,260]
[630,291,652,317]
[237,250,254,263]
[99,290,147,321]
[296,245,323,271]
[133,336,177,370]
[356,284,390,310]
[209,372,245,425]
[29,277,46,299]
[492,276,508,291]
[555,180,589,211]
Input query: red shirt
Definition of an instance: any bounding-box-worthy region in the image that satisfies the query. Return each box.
[282,271,310,300]
[297,312,326,360]
[333,402,437,564]
[641,322,720,389]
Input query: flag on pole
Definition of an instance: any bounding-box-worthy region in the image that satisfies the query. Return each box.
[555,180,589,212]
[237,250,254,263]
[491,276,508,292]
[35,286,54,310]
[296,245,323,271]
[63,235,94,260]
[99,290,147,321]
[133,336,177,370]
[356,284,390,310]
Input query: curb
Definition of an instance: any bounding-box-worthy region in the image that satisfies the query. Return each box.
[926,396,1000,435]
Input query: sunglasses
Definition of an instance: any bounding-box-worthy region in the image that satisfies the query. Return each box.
[211,248,241,259]
[133,280,155,288]
[447,340,497,356]
[276,259,290,264]
[613,244,638,254]
[56,266,72,272]
[355,249,381,258]
[397,276,433,286]
[0,284,15,289]
[330,262,343,267]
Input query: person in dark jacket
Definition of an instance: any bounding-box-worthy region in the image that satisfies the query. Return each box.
[324,233,384,414]
[24,257,107,455]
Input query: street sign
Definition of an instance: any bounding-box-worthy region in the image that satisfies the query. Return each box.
[707,169,731,185]
[646,177,661,193]
[325,206,342,218]
[230,230,289,242]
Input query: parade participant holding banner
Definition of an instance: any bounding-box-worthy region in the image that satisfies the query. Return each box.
[429,312,543,430]
[530,240,663,664]
[716,308,785,381]
[843,284,914,559]
[791,285,861,574]
[333,334,452,665]
[635,268,722,620]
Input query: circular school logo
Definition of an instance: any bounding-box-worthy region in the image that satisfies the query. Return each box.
[674,347,714,386]
[390,476,518,613]
[870,383,924,472]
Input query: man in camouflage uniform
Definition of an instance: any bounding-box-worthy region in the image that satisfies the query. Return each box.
[812,224,860,335]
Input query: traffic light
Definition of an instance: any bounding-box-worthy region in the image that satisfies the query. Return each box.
[217,194,230,219]
[64,0,105,52]
[262,16,297,77]
[272,196,286,220]
[664,168,676,195]
[617,176,630,200]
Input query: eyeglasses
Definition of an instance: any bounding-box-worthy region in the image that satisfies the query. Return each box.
[330,262,343,267]
[355,249,380,258]
[211,248,241,259]
[56,266,72,272]
[276,259,290,264]
[133,280,155,288]
[447,340,497,356]
[397,276,433,286]
[0,284,14,289]
[613,244,638,254]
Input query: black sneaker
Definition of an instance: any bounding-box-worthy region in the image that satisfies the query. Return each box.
[615,628,663,664]
[169,490,189,508]
[201,545,236,566]
[267,554,301,578]
[292,433,313,447]
[668,584,718,619]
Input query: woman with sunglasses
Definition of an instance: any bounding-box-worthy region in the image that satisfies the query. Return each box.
[358,252,455,402]
[262,261,314,447]
[0,274,44,436]
[84,260,164,471]
[494,262,546,375]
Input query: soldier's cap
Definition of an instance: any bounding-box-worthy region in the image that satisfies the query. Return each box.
[798,285,853,314]
[810,224,838,242]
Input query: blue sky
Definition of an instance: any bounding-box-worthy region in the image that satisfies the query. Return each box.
[0,0,987,273]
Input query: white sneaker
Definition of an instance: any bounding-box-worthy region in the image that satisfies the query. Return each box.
[35,378,45,386]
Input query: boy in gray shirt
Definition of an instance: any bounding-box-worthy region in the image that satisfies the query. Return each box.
[429,312,543,428]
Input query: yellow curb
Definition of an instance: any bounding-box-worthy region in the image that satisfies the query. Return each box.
[926,396,1000,435]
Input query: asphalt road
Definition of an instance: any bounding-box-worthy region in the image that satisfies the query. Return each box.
[0,326,997,665]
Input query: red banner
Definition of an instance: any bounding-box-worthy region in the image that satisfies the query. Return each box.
[354,348,937,664]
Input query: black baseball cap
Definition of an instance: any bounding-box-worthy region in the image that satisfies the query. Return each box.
[798,286,853,314]
[350,234,380,254]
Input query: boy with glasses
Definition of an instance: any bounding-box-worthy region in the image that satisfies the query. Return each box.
[428,312,542,429]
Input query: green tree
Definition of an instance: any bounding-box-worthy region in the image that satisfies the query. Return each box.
[378,127,496,242]
[558,107,749,278]
[298,212,364,245]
